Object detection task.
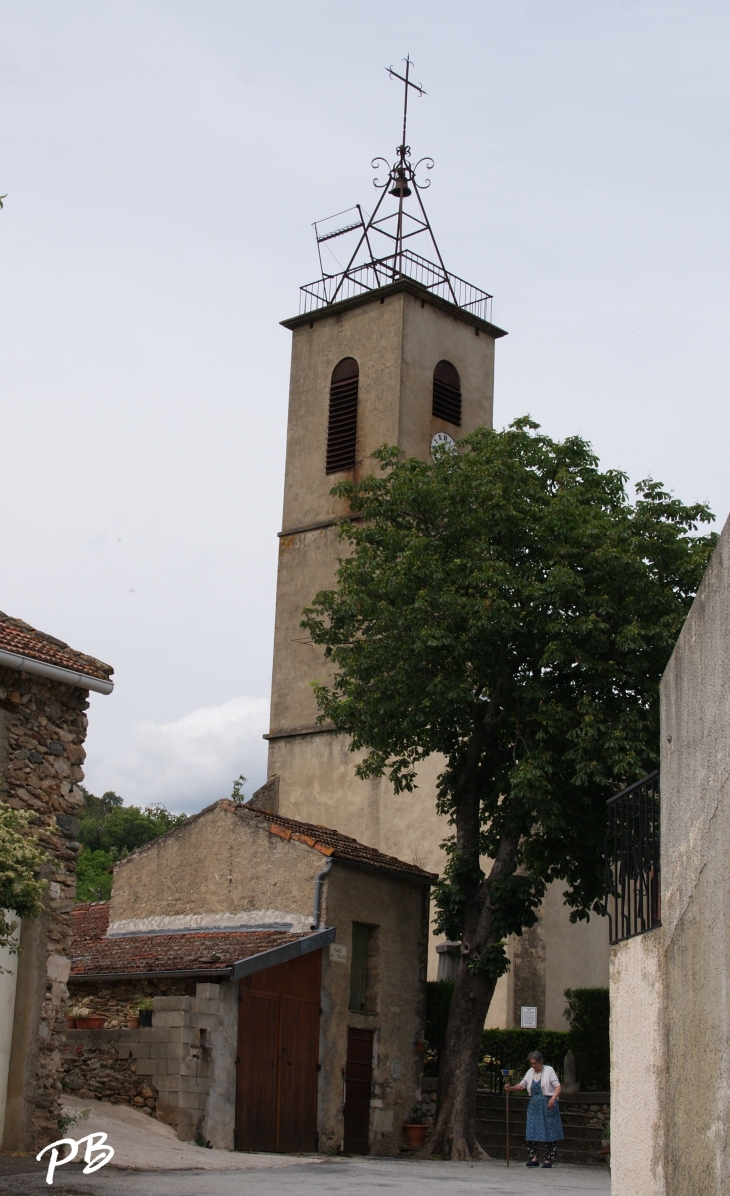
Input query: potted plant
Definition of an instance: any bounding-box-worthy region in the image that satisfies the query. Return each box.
[66,1005,84,1029]
[76,1009,106,1029]
[403,1105,429,1149]
[128,1010,140,1029]
[138,997,154,1027]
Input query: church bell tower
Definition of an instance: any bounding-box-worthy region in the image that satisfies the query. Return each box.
[264,60,506,869]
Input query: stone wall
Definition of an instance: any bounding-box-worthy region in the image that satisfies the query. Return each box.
[60,1030,158,1113]
[67,977,198,1028]
[0,667,98,1150]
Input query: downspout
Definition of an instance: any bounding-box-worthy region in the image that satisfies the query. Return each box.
[311,858,333,930]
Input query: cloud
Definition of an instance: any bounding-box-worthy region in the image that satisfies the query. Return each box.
[87,696,270,814]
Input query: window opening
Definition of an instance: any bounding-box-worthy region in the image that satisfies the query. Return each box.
[326,358,359,473]
[432,360,462,427]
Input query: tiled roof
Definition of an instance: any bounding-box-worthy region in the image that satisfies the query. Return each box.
[0,612,113,683]
[239,803,437,882]
[70,902,311,979]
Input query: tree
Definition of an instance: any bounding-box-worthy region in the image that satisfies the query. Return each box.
[75,789,188,902]
[302,420,715,1159]
[0,802,50,960]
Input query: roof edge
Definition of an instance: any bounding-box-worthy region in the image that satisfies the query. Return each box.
[280,278,508,338]
[0,649,114,695]
[231,927,336,980]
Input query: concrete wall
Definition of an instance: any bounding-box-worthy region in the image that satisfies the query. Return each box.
[658,516,730,1196]
[110,803,323,933]
[319,863,429,1156]
[610,930,665,1196]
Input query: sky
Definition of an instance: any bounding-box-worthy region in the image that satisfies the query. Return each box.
[2,1,729,814]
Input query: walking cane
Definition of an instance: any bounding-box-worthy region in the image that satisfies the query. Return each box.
[501,1068,511,1167]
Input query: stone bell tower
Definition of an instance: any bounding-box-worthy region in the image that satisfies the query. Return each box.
[262,61,609,1017]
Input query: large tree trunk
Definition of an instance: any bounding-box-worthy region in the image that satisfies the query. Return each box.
[424,833,519,1160]
[425,961,497,1159]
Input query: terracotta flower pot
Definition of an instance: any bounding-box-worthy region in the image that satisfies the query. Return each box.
[128,1016,140,1029]
[404,1123,428,1148]
[77,1016,106,1029]
[65,1017,77,1029]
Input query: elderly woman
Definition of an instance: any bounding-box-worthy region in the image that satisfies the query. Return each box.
[505,1050,564,1168]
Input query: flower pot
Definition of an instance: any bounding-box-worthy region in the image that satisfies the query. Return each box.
[404,1124,428,1149]
[128,1016,140,1029]
[76,1016,106,1030]
[138,1009,153,1027]
[65,1017,77,1029]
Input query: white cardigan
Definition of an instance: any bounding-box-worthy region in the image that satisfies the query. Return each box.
[517,1065,561,1097]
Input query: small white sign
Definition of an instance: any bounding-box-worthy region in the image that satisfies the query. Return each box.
[520,1006,538,1029]
[329,944,347,963]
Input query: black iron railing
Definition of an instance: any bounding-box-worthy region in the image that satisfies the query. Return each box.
[299,248,493,323]
[605,770,660,945]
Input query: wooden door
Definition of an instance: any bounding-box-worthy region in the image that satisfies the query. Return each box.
[235,951,322,1153]
[343,1026,373,1154]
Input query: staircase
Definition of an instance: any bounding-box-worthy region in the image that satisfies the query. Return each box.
[475,1091,609,1167]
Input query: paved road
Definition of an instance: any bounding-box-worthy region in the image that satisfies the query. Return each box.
[0,1156,610,1196]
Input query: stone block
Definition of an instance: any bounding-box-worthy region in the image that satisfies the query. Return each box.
[191,1014,217,1031]
[179,1058,212,1078]
[178,1091,207,1110]
[152,1011,186,1028]
[191,999,221,1016]
[130,1042,150,1059]
[134,1059,155,1076]
[179,1074,211,1093]
[148,1027,172,1043]
[195,983,220,1001]
[150,1042,183,1061]
[154,996,193,1012]
[154,1073,181,1093]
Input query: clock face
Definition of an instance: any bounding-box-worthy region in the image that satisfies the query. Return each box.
[431,431,456,458]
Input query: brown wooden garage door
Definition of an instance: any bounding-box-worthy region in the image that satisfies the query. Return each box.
[235,950,322,1152]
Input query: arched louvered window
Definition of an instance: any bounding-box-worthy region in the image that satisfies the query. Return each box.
[326,358,359,474]
[432,360,462,427]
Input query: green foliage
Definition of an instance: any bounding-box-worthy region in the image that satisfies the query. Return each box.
[75,788,188,903]
[302,421,716,958]
[0,802,50,955]
[230,774,247,803]
[480,1029,570,1086]
[138,996,154,1011]
[407,1105,427,1125]
[564,986,610,1091]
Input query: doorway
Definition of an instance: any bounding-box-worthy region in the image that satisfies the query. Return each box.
[343,1026,373,1154]
[235,950,322,1152]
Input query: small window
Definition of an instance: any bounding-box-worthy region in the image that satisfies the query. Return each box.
[432,360,462,427]
[348,923,380,1013]
[326,357,359,474]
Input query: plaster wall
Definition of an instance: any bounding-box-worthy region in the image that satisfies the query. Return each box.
[318,863,429,1156]
[110,804,323,929]
[201,979,237,1151]
[609,931,665,1196]
[542,882,609,1031]
[659,516,730,1196]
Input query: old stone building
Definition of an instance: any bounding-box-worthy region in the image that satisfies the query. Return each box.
[65,798,433,1154]
[0,611,113,1149]
[263,108,608,1025]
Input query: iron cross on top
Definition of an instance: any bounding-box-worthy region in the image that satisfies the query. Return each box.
[386,56,426,159]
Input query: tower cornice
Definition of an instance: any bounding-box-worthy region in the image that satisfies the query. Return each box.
[281,277,508,339]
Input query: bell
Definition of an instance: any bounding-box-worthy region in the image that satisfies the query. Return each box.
[389,169,411,198]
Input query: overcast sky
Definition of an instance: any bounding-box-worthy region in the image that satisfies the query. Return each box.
[2,1,729,813]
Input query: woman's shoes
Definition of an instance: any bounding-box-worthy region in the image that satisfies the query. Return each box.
[542,1162,553,1168]
[526,1158,540,1167]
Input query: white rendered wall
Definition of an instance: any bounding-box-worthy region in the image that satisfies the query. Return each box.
[609,930,665,1196]
[0,920,20,1148]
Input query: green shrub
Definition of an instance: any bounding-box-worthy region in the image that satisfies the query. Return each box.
[75,847,115,902]
[75,789,188,902]
[423,980,455,1076]
[480,1029,570,1085]
[564,987,610,1091]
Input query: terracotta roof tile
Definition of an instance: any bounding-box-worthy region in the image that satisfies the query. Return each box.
[0,612,113,683]
[238,804,437,882]
[70,902,311,978]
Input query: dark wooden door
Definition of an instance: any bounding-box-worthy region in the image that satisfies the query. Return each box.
[343,1026,373,1154]
[235,951,322,1153]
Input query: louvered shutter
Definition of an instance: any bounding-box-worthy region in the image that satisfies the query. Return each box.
[326,358,359,474]
[432,360,462,427]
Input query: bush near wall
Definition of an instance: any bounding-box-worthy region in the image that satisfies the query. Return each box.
[563,987,610,1091]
